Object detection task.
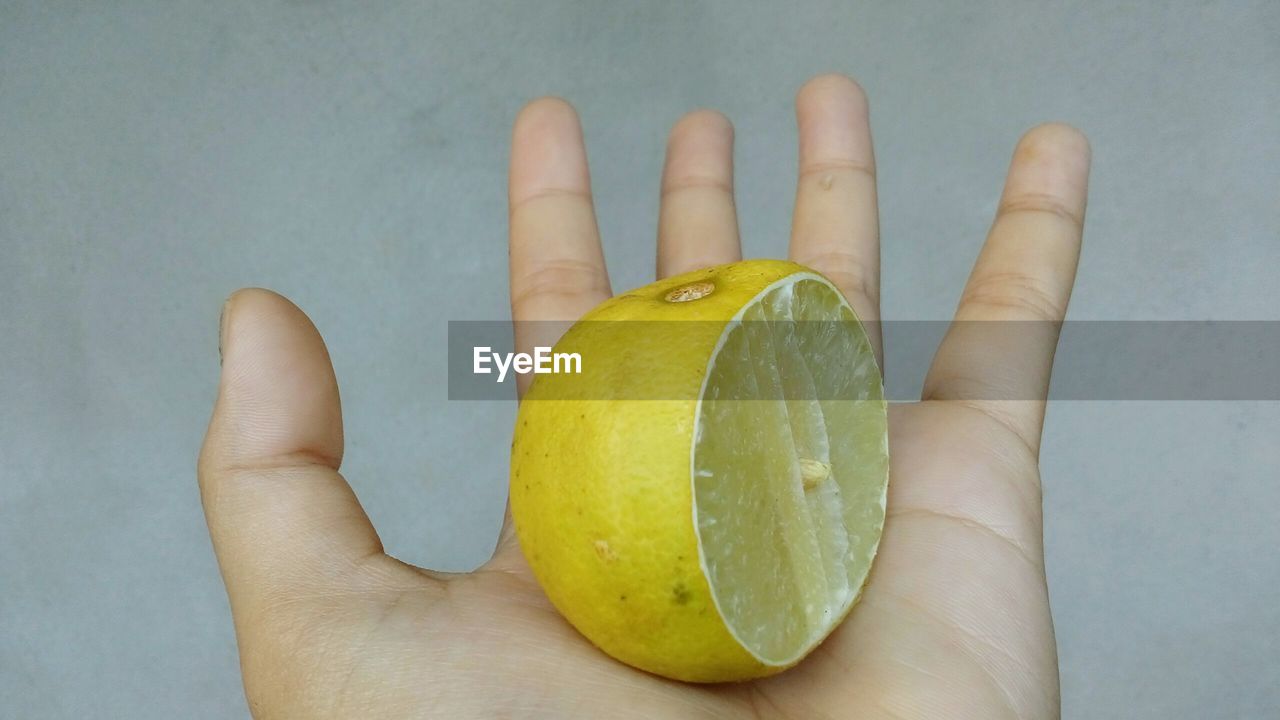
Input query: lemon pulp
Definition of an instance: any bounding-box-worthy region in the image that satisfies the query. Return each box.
[693,273,887,665]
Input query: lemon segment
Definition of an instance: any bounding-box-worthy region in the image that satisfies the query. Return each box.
[510,259,888,682]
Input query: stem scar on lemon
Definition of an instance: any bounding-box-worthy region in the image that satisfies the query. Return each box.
[665,281,716,303]
[510,259,889,683]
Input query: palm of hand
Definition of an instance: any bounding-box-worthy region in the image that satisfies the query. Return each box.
[200,75,1088,719]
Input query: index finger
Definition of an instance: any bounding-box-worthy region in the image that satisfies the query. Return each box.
[508,97,612,394]
[922,123,1091,455]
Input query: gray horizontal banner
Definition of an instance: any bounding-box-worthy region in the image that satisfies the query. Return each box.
[447,321,1280,401]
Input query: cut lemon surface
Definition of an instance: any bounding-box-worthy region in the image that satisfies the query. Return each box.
[510,259,888,682]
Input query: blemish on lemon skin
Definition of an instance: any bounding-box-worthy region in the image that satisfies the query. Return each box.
[672,582,692,605]
[594,539,618,562]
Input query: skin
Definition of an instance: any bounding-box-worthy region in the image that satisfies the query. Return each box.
[199,73,1090,719]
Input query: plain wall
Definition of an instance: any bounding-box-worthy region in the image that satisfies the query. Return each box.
[2,2,1277,717]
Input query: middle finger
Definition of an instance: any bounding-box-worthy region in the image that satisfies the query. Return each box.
[656,109,742,278]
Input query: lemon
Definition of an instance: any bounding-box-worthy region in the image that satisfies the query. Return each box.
[510,259,888,682]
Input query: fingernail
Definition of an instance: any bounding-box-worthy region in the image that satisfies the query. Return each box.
[218,296,232,366]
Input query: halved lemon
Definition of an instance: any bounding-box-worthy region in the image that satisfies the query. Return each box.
[510,259,888,682]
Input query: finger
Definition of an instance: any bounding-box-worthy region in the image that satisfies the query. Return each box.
[789,73,882,368]
[509,96,611,395]
[922,123,1091,455]
[656,109,741,278]
[198,289,388,614]
[497,98,612,566]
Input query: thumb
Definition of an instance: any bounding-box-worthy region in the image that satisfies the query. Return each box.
[197,289,383,615]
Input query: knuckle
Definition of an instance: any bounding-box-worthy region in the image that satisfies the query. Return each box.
[996,192,1084,229]
[795,249,879,307]
[660,173,733,199]
[960,271,1064,322]
[797,158,876,182]
[510,260,608,310]
[508,186,592,217]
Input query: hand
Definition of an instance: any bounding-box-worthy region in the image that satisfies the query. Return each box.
[198,73,1089,719]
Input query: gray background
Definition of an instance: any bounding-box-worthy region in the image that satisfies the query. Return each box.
[2,1,1277,718]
